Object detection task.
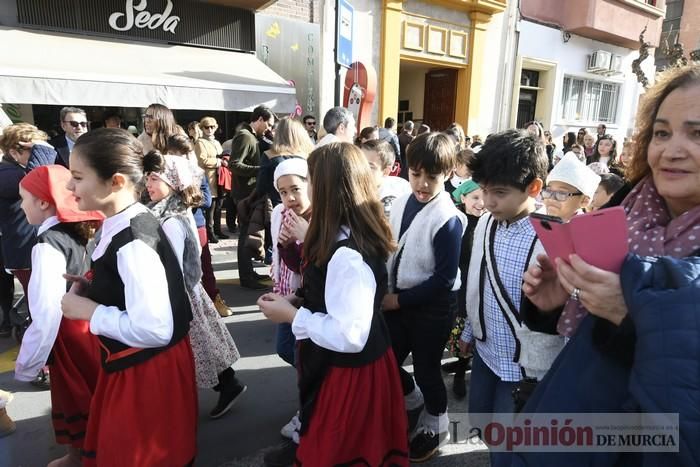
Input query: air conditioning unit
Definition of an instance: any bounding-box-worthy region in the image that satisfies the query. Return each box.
[587,50,612,73]
[608,54,623,75]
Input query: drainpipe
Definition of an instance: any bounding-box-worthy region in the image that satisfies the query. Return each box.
[495,0,521,131]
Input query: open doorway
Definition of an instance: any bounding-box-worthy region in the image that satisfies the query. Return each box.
[398,61,458,132]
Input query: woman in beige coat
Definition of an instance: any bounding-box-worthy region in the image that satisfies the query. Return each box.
[195,116,226,242]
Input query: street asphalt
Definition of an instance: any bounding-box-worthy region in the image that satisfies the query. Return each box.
[0,232,490,467]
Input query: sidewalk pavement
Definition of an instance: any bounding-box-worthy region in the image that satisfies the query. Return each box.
[0,232,491,467]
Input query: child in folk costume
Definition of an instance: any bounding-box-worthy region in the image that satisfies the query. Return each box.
[270,157,311,368]
[383,132,467,462]
[143,150,245,418]
[268,158,311,455]
[441,180,484,399]
[15,165,103,467]
[258,142,409,466]
[60,128,197,467]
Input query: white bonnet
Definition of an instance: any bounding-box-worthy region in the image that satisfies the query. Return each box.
[273,157,308,191]
[547,152,601,199]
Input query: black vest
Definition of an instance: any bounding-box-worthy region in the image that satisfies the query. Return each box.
[86,212,192,373]
[37,223,91,365]
[37,223,90,290]
[296,238,391,434]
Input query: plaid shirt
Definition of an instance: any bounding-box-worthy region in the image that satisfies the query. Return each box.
[462,215,536,382]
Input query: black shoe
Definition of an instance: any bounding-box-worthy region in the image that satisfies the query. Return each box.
[240,279,269,290]
[253,272,269,281]
[264,440,298,467]
[407,404,424,435]
[214,230,229,239]
[409,429,449,463]
[209,383,246,419]
[30,370,50,391]
[209,235,219,244]
[453,372,467,399]
[441,359,461,374]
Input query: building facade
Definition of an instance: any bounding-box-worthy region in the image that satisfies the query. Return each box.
[508,0,665,141]
[305,0,509,135]
[655,0,700,69]
[0,0,296,134]
[256,0,322,120]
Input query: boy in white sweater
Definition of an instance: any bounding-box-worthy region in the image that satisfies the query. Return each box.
[383,132,466,462]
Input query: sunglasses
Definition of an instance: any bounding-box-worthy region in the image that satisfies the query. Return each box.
[204,125,217,130]
[305,121,316,126]
[541,189,583,202]
[64,120,88,128]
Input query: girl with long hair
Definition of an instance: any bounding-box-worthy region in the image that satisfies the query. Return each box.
[61,128,197,466]
[143,150,245,418]
[588,133,622,176]
[258,142,409,466]
[138,103,181,153]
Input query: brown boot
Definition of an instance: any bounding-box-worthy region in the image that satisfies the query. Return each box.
[0,407,15,438]
[214,294,233,317]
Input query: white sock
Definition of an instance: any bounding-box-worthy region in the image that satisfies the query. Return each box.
[421,411,449,434]
[404,385,424,410]
[0,390,12,409]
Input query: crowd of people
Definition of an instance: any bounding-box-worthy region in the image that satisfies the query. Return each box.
[0,63,698,467]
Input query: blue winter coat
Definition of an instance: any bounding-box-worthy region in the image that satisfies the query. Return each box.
[0,144,57,269]
[622,254,700,467]
[509,254,699,467]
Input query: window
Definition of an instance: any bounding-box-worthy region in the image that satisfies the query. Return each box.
[655,0,684,70]
[560,76,621,124]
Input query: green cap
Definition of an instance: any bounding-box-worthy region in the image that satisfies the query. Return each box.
[452,179,480,202]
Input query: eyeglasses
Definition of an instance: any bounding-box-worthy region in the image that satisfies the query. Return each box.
[305,121,316,126]
[541,189,583,202]
[64,121,88,129]
[203,125,217,130]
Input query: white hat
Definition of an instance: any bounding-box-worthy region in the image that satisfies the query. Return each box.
[547,152,601,199]
[274,157,308,192]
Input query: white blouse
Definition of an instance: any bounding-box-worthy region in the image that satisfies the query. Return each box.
[89,203,174,348]
[291,228,377,353]
[15,216,65,381]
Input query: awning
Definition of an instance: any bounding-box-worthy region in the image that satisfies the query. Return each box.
[0,27,297,113]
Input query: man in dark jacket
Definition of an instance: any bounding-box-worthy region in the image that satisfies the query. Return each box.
[229,106,275,290]
[398,120,415,179]
[377,117,401,167]
[48,106,88,168]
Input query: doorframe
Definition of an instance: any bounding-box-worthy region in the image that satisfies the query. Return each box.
[400,55,468,129]
[509,56,558,130]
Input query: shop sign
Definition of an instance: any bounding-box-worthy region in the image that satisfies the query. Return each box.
[109,0,180,34]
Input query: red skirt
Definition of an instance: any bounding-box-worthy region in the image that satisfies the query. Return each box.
[49,318,101,448]
[82,337,198,467]
[296,349,409,467]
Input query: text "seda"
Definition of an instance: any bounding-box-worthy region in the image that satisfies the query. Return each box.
[109,0,180,34]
